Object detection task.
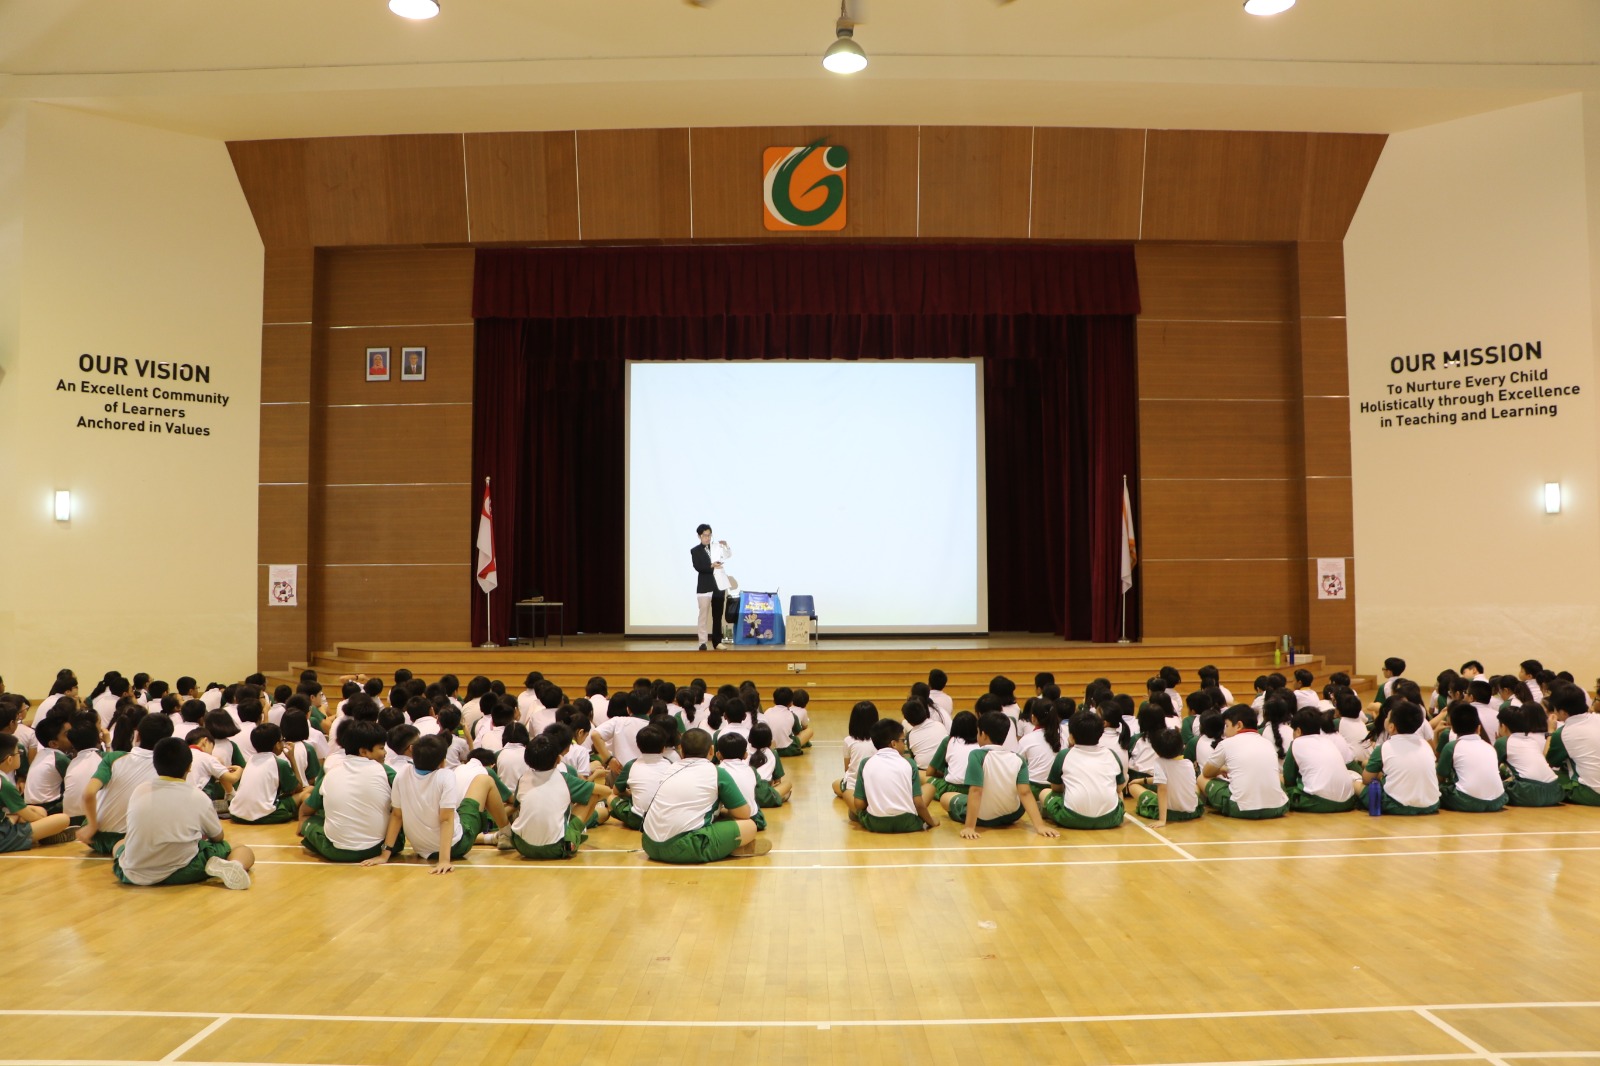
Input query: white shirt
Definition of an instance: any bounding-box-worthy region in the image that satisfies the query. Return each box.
[719,757,760,815]
[935,737,979,785]
[1052,743,1122,818]
[1446,734,1504,802]
[229,751,289,821]
[859,748,919,818]
[715,717,753,744]
[927,690,954,728]
[472,719,505,752]
[185,748,229,791]
[903,719,946,770]
[1150,755,1200,815]
[596,715,649,766]
[115,778,223,885]
[412,716,440,737]
[1015,730,1059,784]
[587,693,610,722]
[391,765,465,858]
[496,744,529,796]
[841,736,876,790]
[965,746,1026,821]
[1337,717,1373,766]
[1556,713,1600,788]
[526,704,558,737]
[1294,689,1321,709]
[642,758,737,841]
[201,689,223,712]
[1503,733,1557,783]
[1194,734,1219,772]
[1287,735,1356,803]
[512,767,574,847]
[315,757,393,851]
[620,754,674,815]
[91,690,119,728]
[1374,732,1441,809]
[1204,731,1288,812]
[760,705,800,750]
[516,689,544,720]
[63,749,103,818]
[90,748,159,832]
[24,748,68,805]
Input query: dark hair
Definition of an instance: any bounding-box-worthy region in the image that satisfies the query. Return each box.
[949,710,979,744]
[771,686,793,706]
[280,710,311,743]
[586,676,609,698]
[1033,705,1062,752]
[1293,668,1314,687]
[928,669,948,691]
[1136,705,1168,744]
[1224,705,1258,732]
[1290,707,1325,739]
[1520,702,1550,735]
[1186,689,1211,714]
[175,676,196,695]
[988,676,1016,703]
[152,736,193,778]
[411,733,448,772]
[1551,683,1587,717]
[637,726,667,755]
[870,717,904,750]
[393,668,413,685]
[67,715,102,753]
[903,698,929,727]
[847,701,878,741]
[341,719,386,757]
[977,711,1012,746]
[1446,701,1481,740]
[1198,711,1226,743]
[681,727,714,760]
[111,705,149,751]
[525,733,561,773]
[1469,678,1493,704]
[387,723,420,757]
[1336,690,1364,720]
[542,722,574,753]
[1383,657,1406,676]
[792,689,810,708]
[1520,659,1544,678]
[1067,710,1102,747]
[1151,728,1184,760]
[1389,700,1424,735]
[135,714,174,750]
[695,523,712,536]
[1034,671,1055,690]
[1460,660,1484,674]
[1102,703,1131,751]
[0,734,16,763]
[34,715,67,748]
[1261,694,1293,759]
[716,732,749,761]
[250,723,282,753]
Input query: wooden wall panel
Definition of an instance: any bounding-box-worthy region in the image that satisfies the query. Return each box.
[689,126,919,239]
[259,485,309,562]
[260,404,311,484]
[261,325,313,404]
[315,565,471,644]
[1140,400,1297,480]
[1138,320,1295,399]
[1295,241,1347,318]
[1300,134,1387,242]
[1138,479,1304,562]
[319,248,475,328]
[320,325,473,406]
[302,135,469,247]
[463,131,580,244]
[918,127,1032,238]
[1142,131,1308,241]
[320,485,472,565]
[263,248,315,323]
[317,403,472,485]
[1302,397,1352,477]
[1305,477,1354,558]
[1307,560,1356,667]
[229,140,311,248]
[1030,127,1145,241]
[1141,560,1307,638]
[258,565,311,672]
[1299,317,1350,397]
[1135,243,1294,321]
[575,129,691,241]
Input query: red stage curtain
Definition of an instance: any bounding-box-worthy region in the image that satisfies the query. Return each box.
[470,245,1141,643]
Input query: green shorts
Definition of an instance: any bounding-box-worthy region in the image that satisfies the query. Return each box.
[1380,790,1439,816]
[114,839,232,886]
[0,818,35,853]
[232,795,298,825]
[1204,779,1287,820]
[930,778,969,800]
[1564,780,1600,807]
[1507,777,1565,807]
[86,830,125,855]
[642,819,745,864]
[451,797,485,861]
[1441,787,1507,813]
[512,815,587,860]
[756,780,785,809]
[1134,790,1203,822]
[776,743,804,758]
[858,810,925,834]
[1042,794,1124,829]
[1289,787,1362,814]
[300,816,384,863]
[945,794,1022,828]
[609,796,644,830]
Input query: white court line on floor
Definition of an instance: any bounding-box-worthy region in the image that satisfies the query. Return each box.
[1131,817,1198,860]
[159,1016,233,1063]
[1414,1008,1512,1066]
[0,1000,1593,1030]
[10,843,1600,873]
[0,1058,1492,1066]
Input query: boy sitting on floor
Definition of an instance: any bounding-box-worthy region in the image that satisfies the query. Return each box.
[112,737,253,890]
[0,734,75,851]
[77,714,170,854]
[849,718,938,833]
[299,719,394,863]
[939,712,1058,840]
[508,733,591,860]
[1042,709,1126,830]
[641,728,770,864]
[1362,701,1440,815]
[1201,706,1289,819]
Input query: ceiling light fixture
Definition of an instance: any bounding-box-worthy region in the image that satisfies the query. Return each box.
[389,0,440,19]
[822,1,867,74]
[1243,0,1295,14]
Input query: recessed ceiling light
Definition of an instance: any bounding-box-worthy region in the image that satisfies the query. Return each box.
[1243,0,1295,14]
[389,0,440,19]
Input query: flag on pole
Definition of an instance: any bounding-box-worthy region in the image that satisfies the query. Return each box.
[476,480,498,593]
[1120,480,1138,594]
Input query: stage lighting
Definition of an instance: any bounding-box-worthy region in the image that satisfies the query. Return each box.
[389,0,440,19]
[1243,0,1296,14]
[823,2,867,74]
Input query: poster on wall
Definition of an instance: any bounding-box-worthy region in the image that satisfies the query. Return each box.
[1316,558,1346,600]
[268,564,299,607]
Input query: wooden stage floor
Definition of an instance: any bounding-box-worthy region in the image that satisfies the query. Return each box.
[3,727,1597,1065]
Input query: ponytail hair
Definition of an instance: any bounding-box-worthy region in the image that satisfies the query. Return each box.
[707,695,727,732]
[748,722,773,771]
[1034,706,1061,752]
[1262,695,1292,759]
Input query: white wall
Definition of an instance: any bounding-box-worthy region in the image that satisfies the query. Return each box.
[0,104,262,699]
[1346,94,1599,684]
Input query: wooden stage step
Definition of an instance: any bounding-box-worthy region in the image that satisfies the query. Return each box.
[274,636,1368,716]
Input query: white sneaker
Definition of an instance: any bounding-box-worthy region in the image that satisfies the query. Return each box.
[204,855,251,891]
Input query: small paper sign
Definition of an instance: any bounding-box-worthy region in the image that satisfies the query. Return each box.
[1316,558,1346,600]
[268,564,299,607]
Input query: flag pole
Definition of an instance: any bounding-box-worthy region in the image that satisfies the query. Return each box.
[479,475,498,649]
[1118,474,1131,645]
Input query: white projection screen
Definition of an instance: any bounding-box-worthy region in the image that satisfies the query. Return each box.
[625,360,988,635]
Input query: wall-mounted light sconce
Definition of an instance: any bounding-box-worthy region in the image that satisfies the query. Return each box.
[54,490,72,522]
[1545,482,1562,515]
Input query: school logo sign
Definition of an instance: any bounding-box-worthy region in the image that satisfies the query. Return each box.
[762,140,848,231]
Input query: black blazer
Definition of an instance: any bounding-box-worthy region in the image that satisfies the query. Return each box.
[691,543,718,594]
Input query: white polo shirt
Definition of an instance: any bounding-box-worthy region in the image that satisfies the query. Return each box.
[63,749,102,819]
[933,737,978,785]
[1204,731,1288,812]
[1150,755,1200,814]
[927,690,954,728]
[760,705,799,750]
[1555,713,1600,788]
[496,743,529,795]
[391,764,464,858]
[89,748,159,832]
[719,757,760,814]
[311,757,393,851]
[229,752,290,821]
[24,750,68,806]
[184,748,229,791]
[91,691,119,729]
[1338,718,1373,765]
[963,746,1028,821]
[115,778,223,885]
[512,767,574,847]
[840,736,876,791]
[1287,735,1355,803]
[904,719,946,770]
[1050,743,1122,818]
[642,758,743,842]
[858,748,919,818]
[619,754,674,815]
[1502,733,1557,783]
[596,715,648,766]
[1445,734,1505,802]
[1015,730,1060,784]
[1370,732,1441,809]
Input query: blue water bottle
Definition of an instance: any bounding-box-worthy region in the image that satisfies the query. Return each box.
[1366,780,1383,816]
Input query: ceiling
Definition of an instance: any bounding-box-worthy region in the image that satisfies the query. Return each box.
[1,0,1596,141]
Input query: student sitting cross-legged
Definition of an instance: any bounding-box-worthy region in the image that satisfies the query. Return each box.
[938,712,1059,840]
[1128,726,1203,827]
[1546,683,1600,805]
[368,733,506,873]
[1437,703,1507,812]
[641,728,771,864]
[1282,708,1362,813]
[229,724,311,825]
[1361,700,1441,815]
[508,733,591,860]
[111,737,254,890]
[762,687,813,757]
[0,734,76,851]
[1201,706,1289,819]
[848,719,938,833]
[1041,709,1126,830]
[77,714,170,854]
[714,733,767,831]
[747,723,791,808]
[298,719,394,863]
[610,725,675,830]
[1497,703,1564,807]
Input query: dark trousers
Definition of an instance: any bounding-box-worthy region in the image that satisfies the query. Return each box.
[710,590,726,647]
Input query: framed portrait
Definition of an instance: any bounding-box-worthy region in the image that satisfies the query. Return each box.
[365,347,391,382]
[400,346,427,381]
